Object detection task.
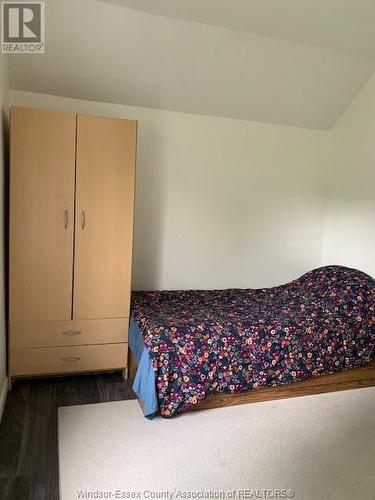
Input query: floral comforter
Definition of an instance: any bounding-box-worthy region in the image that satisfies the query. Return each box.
[131,266,375,417]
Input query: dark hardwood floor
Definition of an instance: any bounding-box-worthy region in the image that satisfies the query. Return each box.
[0,372,136,500]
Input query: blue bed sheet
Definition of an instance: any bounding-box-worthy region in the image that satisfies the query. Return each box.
[129,317,158,419]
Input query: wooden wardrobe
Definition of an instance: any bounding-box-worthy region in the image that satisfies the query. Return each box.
[8,106,137,386]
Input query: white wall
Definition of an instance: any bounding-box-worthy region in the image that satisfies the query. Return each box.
[10,90,329,290]
[0,53,9,414]
[322,71,375,278]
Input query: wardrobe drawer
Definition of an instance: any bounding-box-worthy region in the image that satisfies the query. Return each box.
[10,343,128,377]
[10,318,128,349]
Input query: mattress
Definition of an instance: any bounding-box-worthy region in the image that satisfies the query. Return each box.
[130,266,375,418]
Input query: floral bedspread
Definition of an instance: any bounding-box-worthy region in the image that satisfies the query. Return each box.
[131,266,375,417]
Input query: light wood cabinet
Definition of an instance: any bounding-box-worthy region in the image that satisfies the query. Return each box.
[9,106,137,385]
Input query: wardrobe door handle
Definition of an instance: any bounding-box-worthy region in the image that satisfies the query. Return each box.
[81,210,86,230]
[61,357,81,362]
[62,331,82,336]
[64,209,69,230]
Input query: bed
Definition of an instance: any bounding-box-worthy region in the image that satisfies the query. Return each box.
[129,265,375,418]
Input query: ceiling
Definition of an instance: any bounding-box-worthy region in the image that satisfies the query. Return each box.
[9,0,375,129]
[102,0,375,57]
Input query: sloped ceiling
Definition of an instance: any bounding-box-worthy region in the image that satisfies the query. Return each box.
[102,0,375,57]
[9,0,375,129]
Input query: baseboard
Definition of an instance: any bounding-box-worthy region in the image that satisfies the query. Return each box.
[0,376,8,424]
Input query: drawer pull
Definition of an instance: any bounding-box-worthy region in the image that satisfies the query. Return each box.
[62,331,82,336]
[61,357,81,362]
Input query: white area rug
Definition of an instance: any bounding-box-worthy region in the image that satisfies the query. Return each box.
[59,387,375,500]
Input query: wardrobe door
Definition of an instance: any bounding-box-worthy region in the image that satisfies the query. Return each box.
[10,107,76,322]
[73,115,137,320]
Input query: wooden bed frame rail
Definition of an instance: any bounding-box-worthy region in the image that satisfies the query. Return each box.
[129,352,375,413]
[191,362,375,411]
